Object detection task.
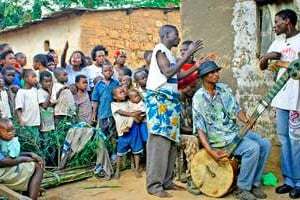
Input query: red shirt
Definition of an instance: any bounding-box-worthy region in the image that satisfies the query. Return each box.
[178,63,198,89]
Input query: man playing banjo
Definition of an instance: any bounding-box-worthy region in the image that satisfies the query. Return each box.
[192,60,271,200]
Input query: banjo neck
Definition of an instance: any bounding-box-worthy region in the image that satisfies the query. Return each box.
[227,59,300,155]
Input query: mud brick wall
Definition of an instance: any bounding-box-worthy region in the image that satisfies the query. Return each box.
[79,8,180,68]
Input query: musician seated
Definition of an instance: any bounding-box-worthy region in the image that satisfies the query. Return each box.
[192,61,271,200]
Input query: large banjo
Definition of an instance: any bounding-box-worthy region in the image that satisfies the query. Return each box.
[190,59,300,197]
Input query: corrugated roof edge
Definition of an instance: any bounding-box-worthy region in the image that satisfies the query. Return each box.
[0,7,179,34]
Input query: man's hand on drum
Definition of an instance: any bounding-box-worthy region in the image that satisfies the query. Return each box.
[209,149,229,165]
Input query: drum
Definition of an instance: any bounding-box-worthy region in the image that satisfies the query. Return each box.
[191,149,238,197]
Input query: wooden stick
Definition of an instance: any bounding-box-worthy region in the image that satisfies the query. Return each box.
[0,185,31,200]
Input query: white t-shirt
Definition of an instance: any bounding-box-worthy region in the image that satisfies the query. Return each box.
[65,65,89,86]
[146,43,178,92]
[268,33,300,111]
[50,82,75,116]
[15,87,40,126]
[85,64,103,89]
[111,101,134,137]
[50,82,65,104]
[0,90,12,118]
[129,100,146,112]
[129,100,146,122]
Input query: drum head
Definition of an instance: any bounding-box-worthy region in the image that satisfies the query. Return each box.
[191,149,234,197]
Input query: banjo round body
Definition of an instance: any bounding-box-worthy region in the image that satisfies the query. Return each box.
[191,149,238,197]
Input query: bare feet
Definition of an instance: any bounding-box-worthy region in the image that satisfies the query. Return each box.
[135,170,142,178]
[165,183,186,191]
[114,171,120,179]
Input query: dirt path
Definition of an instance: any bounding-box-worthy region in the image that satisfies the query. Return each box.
[41,169,289,200]
[42,146,288,200]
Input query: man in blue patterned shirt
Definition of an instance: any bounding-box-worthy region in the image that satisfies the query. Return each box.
[192,61,271,200]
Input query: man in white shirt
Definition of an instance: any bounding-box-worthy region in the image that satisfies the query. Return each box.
[259,9,300,199]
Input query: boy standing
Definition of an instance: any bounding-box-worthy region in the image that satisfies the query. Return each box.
[111,87,143,179]
[74,74,92,124]
[0,78,12,119]
[38,71,55,132]
[38,71,55,163]
[1,66,17,118]
[50,68,76,124]
[15,69,42,155]
[92,62,119,138]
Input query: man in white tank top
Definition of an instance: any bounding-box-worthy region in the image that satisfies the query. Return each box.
[145,24,203,198]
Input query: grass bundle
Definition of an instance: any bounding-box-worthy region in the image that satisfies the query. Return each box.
[42,166,94,188]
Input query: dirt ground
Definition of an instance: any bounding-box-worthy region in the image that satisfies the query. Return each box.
[42,146,289,200]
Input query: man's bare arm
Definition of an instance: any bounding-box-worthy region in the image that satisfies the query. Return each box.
[157,40,203,79]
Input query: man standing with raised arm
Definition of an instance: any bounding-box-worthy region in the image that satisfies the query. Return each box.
[145,24,203,198]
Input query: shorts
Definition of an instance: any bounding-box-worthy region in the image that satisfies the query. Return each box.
[0,162,35,191]
[140,122,148,142]
[117,122,143,156]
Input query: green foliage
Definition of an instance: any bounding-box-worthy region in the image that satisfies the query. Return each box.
[0,0,179,29]
[0,1,26,29]
[67,133,100,167]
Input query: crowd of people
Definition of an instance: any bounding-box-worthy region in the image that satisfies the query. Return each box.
[0,38,152,198]
[0,8,299,200]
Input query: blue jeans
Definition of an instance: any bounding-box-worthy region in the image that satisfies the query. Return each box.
[276,108,300,188]
[232,130,271,190]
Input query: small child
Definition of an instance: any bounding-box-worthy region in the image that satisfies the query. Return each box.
[73,75,92,124]
[0,118,20,159]
[117,67,132,83]
[38,71,55,132]
[0,78,12,119]
[134,70,148,98]
[15,69,42,155]
[2,66,18,117]
[50,68,76,124]
[0,118,44,200]
[38,71,55,165]
[128,89,148,143]
[111,86,143,179]
[121,75,133,93]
